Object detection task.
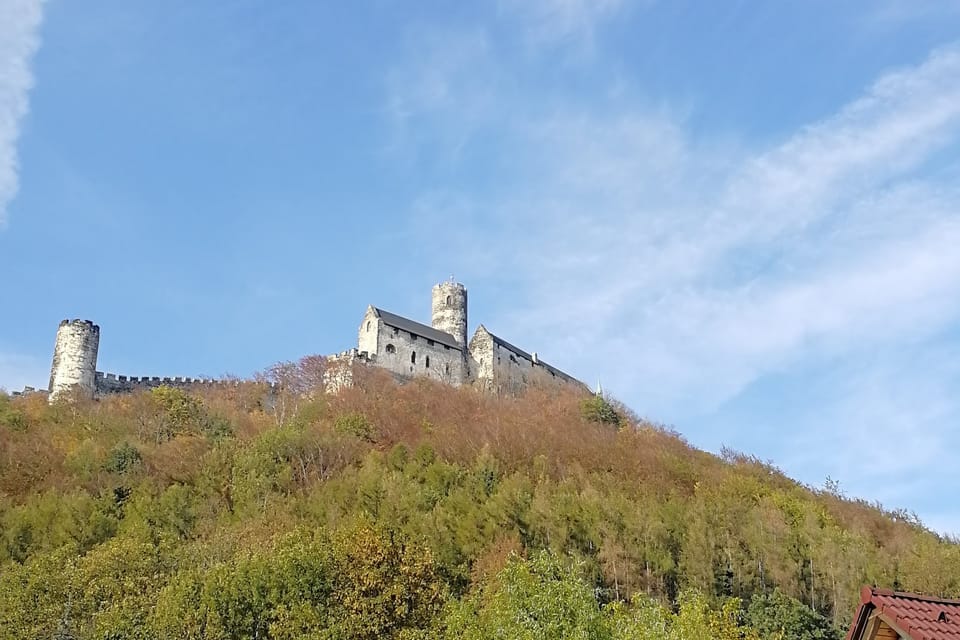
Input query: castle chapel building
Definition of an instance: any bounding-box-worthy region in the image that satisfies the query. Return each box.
[329,281,588,394]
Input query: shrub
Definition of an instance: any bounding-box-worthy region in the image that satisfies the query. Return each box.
[0,395,27,432]
[580,395,622,427]
[104,442,143,474]
[334,412,375,442]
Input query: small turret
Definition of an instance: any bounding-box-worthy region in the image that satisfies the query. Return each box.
[48,319,100,401]
[431,280,468,348]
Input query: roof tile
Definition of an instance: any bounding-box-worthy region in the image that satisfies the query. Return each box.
[848,588,960,640]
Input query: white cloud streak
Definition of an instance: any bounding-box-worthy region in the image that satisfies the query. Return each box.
[386,33,960,528]
[475,45,960,414]
[497,0,629,49]
[0,0,44,228]
[384,28,500,161]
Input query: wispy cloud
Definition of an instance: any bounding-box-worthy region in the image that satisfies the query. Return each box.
[0,0,44,228]
[384,28,500,161]
[497,0,629,50]
[459,44,960,413]
[387,29,960,528]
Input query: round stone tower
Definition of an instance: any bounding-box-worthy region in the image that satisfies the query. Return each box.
[431,281,468,347]
[48,319,100,401]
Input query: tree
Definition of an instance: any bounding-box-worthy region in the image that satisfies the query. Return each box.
[329,523,448,639]
[580,395,623,427]
[746,589,841,640]
[444,551,611,640]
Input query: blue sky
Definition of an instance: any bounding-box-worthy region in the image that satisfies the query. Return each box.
[3,1,960,533]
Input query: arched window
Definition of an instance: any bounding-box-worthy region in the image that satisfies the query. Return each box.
[425,356,430,368]
[411,351,416,364]
[446,295,451,305]
[366,321,371,332]
[386,344,396,354]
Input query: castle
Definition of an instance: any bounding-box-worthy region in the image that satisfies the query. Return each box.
[41,281,587,401]
[326,281,587,394]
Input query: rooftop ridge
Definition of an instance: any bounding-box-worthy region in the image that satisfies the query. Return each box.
[862,586,960,607]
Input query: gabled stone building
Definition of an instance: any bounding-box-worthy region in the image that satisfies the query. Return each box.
[328,280,588,394]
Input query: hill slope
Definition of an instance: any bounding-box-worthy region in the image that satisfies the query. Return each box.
[1,365,958,639]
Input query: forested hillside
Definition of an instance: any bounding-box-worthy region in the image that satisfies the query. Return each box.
[1,361,958,639]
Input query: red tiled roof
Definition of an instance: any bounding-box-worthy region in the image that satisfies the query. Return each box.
[847,586,960,640]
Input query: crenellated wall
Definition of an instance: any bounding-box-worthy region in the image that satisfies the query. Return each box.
[94,372,226,395]
[324,348,375,392]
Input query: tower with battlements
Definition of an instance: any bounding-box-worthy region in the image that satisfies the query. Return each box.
[48,319,100,401]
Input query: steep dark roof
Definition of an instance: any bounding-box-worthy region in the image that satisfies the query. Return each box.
[373,308,462,350]
[483,328,584,386]
[847,587,960,640]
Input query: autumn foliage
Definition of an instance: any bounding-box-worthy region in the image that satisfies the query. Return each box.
[0,361,957,638]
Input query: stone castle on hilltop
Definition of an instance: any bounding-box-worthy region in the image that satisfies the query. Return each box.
[327,281,587,394]
[41,281,588,401]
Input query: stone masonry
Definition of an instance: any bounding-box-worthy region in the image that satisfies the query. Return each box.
[40,281,588,401]
[48,320,100,401]
[335,280,588,395]
[43,319,226,402]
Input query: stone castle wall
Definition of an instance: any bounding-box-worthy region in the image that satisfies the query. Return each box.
[324,348,374,392]
[468,327,588,395]
[488,340,583,394]
[94,372,224,395]
[468,329,496,391]
[372,319,468,386]
[358,309,379,356]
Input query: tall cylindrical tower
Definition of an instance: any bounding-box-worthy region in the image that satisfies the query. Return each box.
[431,281,468,347]
[48,319,100,401]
